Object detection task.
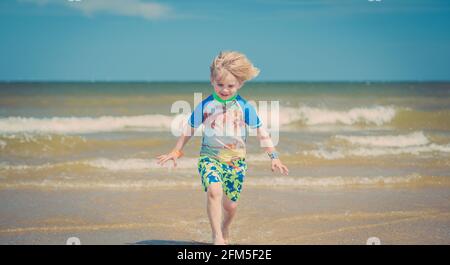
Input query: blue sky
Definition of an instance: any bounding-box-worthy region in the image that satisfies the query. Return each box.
[1,0,450,81]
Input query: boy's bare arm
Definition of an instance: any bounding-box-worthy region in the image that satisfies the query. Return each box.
[257,127,289,175]
[173,127,195,151]
[157,127,195,167]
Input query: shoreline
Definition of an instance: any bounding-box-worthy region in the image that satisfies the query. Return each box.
[1,185,449,245]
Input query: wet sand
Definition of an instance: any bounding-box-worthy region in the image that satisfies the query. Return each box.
[1,185,449,245]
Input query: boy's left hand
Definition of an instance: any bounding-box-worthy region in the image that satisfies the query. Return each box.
[271,159,289,175]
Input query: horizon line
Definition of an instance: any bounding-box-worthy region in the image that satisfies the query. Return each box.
[1,80,449,83]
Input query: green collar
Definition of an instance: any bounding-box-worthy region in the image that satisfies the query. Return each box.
[212,91,238,104]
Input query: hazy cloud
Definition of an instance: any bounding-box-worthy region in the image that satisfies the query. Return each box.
[19,0,173,20]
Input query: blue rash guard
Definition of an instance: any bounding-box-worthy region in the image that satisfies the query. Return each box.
[188,92,262,162]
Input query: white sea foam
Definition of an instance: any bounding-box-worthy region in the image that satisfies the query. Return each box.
[0,153,276,172]
[304,148,347,160]
[246,153,271,162]
[302,131,450,159]
[0,115,180,134]
[270,105,397,126]
[1,174,446,190]
[85,158,198,171]
[0,105,397,134]
[246,174,425,187]
[0,180,199,190]
[335,131,430,147]
[304,143,450,159]
[0,157,199,171]
[0,140,6,149]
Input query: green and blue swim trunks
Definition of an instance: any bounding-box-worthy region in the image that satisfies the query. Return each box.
[198,155,248,202]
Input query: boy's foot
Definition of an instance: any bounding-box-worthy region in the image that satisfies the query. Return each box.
[213,240,226,245]
[222,226,230,245]
[213,237,226,245]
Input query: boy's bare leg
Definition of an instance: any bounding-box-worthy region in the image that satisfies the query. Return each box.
[206,183,225,245]
[222,196,238,244]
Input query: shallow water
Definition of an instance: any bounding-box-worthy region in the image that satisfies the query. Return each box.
[0,82,449,190]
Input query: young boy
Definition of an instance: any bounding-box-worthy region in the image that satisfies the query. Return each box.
[157,51,289,245]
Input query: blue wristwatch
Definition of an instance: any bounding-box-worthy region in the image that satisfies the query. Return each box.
[267,151,279,160]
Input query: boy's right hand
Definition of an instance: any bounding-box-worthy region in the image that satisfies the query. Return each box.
[156,150,183,168]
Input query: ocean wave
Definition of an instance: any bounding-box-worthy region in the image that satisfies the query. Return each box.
[0,105,447,137]
[1,174,448,190]
[0,105,398,135]
[0,115,181,134]
[0,157,198,172]
[247,174,429,187]
[0,180,198,190]
[0,152,278,173]
[0,133,167,157]
[334,131,430,147]
[85,158,197,171]
[299,131,450,159]
[274,105,397,126]
[274,106,450,130]
[0,139,6,149]
[304,143,450,159]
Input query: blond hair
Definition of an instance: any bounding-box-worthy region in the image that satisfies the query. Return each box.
[210,51,260,83]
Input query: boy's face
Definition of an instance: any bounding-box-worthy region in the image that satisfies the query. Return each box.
[210,72,243,100]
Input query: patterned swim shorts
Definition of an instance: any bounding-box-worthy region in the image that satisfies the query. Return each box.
[197,155,248,202]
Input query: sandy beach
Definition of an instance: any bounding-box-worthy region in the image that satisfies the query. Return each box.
[1,184,449,245]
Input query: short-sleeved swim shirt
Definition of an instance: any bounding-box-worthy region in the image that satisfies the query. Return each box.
[188,92,262,162]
